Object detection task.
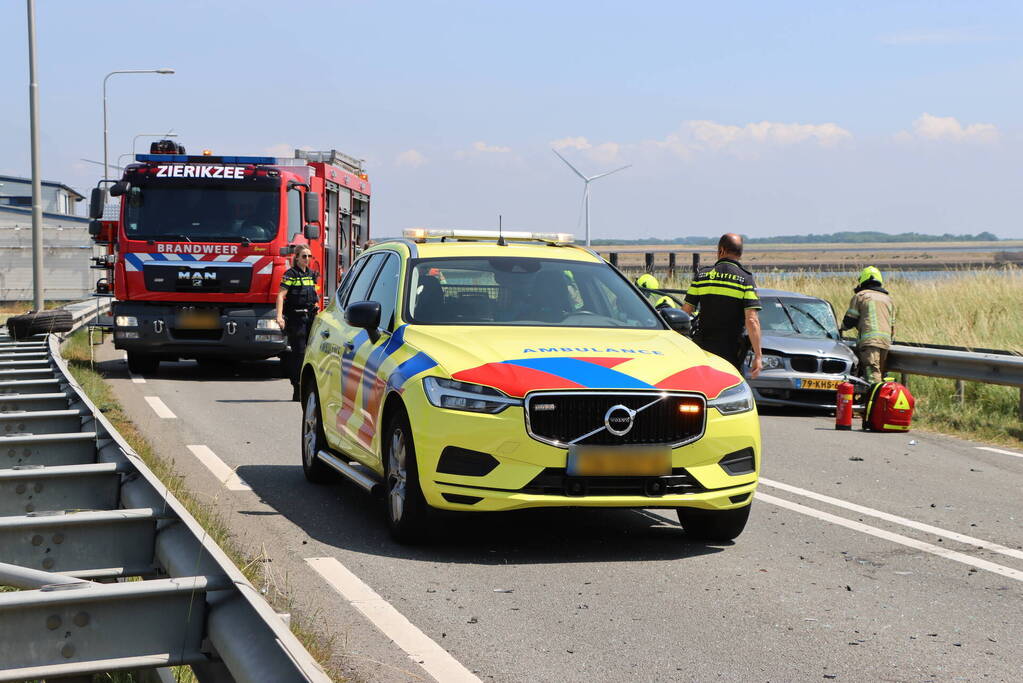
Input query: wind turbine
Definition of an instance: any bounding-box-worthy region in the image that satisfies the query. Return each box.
[552,148,631,246]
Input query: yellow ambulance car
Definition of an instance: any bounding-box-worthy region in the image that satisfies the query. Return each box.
[300,230,760,543]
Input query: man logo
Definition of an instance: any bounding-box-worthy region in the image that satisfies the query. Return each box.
[603,404,636,437]
[178,270,217,284]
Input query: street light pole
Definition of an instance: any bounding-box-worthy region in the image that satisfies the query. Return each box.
[26,0,43,310]
[102,69,175,181]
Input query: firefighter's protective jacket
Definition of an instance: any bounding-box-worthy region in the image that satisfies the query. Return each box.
[843,286,895,349]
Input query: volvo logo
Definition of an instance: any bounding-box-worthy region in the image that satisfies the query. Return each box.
[603,404,636,437]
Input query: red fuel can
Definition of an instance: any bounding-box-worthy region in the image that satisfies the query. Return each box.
[835,381,854,430]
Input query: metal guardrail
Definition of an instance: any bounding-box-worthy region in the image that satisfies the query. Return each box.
[887,344,1023,387]
[0,302,329,682]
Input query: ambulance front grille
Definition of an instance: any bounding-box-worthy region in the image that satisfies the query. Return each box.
[524,391,706,448]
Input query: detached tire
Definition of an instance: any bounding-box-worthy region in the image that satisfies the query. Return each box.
[384,407,430,544]
[6,309,74,340]
[677,502,752,542]
[127,352,159,375]
[300,382,333,484]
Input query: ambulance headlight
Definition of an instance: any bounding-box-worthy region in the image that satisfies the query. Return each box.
[423,377,522,414]
[256,318,281,330]
[708,381,754,415]
[115,316,138,327]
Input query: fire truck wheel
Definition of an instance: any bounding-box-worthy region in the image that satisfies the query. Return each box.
[301,382,333,484]
[127,352,159,375]
[6,309,74,340]
[676,502,752,542]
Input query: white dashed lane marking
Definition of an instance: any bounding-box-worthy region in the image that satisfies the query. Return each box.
[976,446,1023,460]
[144,396,176,419]
[306,557,481,683]
[187,445,251,491]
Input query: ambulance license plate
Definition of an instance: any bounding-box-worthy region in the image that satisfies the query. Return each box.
[799,378,840,390]
[567,445,671,477]
[176,309,220,330]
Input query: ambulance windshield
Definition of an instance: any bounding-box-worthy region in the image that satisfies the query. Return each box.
[405,257,663,329]
[123,186,279,243]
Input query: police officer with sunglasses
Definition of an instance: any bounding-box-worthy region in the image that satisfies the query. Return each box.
[276,246,319,401]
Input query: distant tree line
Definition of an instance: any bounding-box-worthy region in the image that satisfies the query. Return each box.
[591,231,1000,246]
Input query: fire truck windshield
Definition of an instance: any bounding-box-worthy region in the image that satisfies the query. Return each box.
[124,186,279,243]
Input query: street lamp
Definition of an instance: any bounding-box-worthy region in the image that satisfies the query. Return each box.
[102,69,175,181]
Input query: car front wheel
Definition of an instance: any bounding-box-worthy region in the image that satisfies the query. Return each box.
[301,382,332,484]
[385,407,429,544]
[677,502,752,542]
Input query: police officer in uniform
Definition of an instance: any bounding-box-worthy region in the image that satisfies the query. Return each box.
[682,234,763,378]
[840,266,895,383]
[276,246,319,401]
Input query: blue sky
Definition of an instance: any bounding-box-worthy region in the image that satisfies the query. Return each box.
[2,1,1022,239]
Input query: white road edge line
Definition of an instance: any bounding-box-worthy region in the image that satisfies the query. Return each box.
[306,557,481,683]
[759,477,1023,562]
[186,445,251,491]
[976,446,1023,459]
[755,492,1023,583]
[144,396,176,419]
[121,352,145,383]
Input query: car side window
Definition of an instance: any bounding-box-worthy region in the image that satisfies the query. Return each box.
[335,257,367,306]
[343,253,384,310]
[366,253,401,330]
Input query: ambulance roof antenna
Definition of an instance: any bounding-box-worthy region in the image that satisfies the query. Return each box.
[552,149,631,247]
[497,214,506,246]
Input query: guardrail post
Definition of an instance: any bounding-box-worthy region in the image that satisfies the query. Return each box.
[954,380,965,404]
[692,252,700,278]
[668,252,676,279]
[609,252,618,267]
[901,373,910,389]
[1019,388,1022,422]
[644,252,654,272]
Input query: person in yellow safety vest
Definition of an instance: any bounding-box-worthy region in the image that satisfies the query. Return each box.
[840,266,896,383]
[635,273,674,309]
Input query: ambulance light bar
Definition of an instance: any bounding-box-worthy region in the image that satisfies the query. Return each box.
[135,154,277,165]
[403,228,575,244]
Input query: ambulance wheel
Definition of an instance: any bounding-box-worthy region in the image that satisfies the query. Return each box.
[127,352,159,375]
[301,383,332,484]
[677,502,751,542]
[384,407,430,544]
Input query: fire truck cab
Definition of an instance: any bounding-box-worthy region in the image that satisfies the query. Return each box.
[89,143,371,374]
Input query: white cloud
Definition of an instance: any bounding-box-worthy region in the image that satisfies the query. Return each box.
[395,149,427,167]
[471,141,511,154]
[551,136,592,151]
[909,113,998,143]
[647,119,852,159]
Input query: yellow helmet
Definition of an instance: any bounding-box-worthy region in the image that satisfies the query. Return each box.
[858,266,883,286]
[636,273,660,290]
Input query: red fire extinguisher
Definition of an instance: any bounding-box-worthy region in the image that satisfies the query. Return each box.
[835,381,854,430]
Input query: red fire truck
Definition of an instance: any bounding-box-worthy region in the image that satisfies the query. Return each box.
[88,143,371,374]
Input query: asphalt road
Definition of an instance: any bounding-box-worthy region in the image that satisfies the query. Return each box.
[95,341,1023,682]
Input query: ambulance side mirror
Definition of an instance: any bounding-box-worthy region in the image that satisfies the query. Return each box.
[345,301,382,342]
[89,188,107,219]
[660,308,692,336]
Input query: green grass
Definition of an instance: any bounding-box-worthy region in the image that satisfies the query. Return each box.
[61,329,345,681]
[665,268,1023,448]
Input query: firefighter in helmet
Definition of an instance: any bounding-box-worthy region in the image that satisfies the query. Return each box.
[635,273,674,309]
[840,266,895,383]
[276,245,319,401]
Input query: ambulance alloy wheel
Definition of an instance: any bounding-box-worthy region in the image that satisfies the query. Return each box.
[676,502,752,542]
[385,407,430,544]
[127,352,159,375]
[301,383,332,484]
